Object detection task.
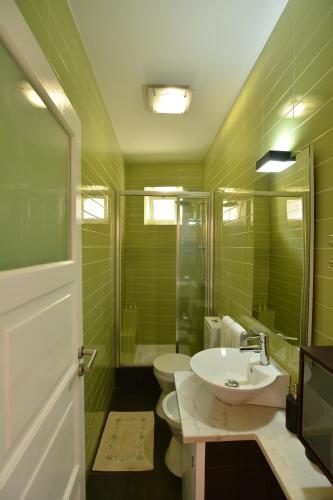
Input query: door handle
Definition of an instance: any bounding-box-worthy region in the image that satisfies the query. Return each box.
[78,346,98,376]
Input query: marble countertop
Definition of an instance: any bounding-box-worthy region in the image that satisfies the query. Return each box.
[175,371,333,500]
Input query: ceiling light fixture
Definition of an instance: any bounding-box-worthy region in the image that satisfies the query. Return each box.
[148,86,192,114]
[256,150,296,173]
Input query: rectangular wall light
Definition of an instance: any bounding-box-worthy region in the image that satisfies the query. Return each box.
[148,86,192,114]
[256,150,296,173]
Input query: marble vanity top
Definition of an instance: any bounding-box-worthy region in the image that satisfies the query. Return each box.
[175,371,333,500]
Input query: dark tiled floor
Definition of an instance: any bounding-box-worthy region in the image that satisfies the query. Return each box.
[86,373,182,500]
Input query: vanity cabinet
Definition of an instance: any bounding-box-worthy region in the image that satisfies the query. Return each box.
[183,441,286,500]
[183,442,205,500]
[176,372,333,500]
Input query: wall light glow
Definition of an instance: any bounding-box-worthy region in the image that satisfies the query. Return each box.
[273,133,293,152]
[286,102,306,118]
[21,82,46,108]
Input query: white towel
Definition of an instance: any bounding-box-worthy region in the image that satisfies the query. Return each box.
[229,321,247,347]
[220,316,234,347]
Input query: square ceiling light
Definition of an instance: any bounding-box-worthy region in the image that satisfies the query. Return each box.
[148,86,192,114]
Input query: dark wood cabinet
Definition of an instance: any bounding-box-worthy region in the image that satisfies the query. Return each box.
[205,441,286,500]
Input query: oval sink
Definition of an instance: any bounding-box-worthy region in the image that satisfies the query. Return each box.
[190,348,280,405]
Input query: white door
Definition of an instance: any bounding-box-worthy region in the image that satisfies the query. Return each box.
[0,2,85,499]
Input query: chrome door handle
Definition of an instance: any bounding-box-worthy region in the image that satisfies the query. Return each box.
[78,346,98,376]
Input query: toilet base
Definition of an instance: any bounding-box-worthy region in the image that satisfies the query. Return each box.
[165,436,183,478]
[156,391,167,419]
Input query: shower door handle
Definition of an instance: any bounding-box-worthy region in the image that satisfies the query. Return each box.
[78,346,98,376]
[277,333,298,341]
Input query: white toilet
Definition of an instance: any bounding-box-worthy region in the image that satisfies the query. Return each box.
[153,353,191,419]
[162,391,183,477]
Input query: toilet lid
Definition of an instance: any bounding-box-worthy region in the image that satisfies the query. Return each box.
[153,353,191,376]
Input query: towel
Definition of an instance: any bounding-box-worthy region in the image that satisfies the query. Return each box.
[220,316,234,346]
[220,316,247,347]
[229,321,247,347]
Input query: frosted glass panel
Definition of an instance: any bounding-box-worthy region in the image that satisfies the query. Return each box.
[178,197,207,356]
[0,40,70,271]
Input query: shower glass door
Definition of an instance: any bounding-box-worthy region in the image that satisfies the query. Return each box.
[117,191,210,366]
[177,196,209,356]
[118,193,177,365]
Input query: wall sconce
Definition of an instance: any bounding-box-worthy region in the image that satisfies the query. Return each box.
[256,150,296,173]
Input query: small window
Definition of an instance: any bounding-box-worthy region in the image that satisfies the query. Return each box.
[144,187,182,225]
[287,198,303,221]
[82,195,108,222]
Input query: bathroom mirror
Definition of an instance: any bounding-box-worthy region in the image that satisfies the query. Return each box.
[215,146,313,346]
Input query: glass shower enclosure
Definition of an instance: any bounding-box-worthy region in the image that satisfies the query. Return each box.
[116,190,211,366]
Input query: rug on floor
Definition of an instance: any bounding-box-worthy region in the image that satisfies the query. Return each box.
[93,411,154,472]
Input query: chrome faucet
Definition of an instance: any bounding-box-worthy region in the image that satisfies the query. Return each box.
[239,332,270,366]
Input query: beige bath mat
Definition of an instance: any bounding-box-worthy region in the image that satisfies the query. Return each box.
[93,411,154,472]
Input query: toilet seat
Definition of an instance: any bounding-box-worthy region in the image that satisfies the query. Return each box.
[153,370,174,383]
[162,391,183,477]
[162,391,181,428]
[153,353,191,421]
[153,353,191,380]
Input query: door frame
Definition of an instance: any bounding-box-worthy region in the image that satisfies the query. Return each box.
[0,0,84,495]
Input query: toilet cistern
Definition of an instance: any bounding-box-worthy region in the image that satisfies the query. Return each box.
[239,332,270,366]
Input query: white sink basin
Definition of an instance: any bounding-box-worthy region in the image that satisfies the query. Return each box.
[190,348,289,406]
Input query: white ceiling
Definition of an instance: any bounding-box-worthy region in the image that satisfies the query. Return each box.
[68,0,288,164]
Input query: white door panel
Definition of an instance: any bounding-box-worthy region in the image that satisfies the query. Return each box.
[2,287,73,449]
[0,2,85,499]
[0,383,79,499]
[22,403,76,500]
[0,262,76,315]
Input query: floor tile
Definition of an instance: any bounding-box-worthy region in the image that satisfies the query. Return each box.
[86,384,182,500]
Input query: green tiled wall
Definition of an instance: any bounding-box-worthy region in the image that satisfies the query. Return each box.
[252,197,270,312]
[121,163,202,350]
[266,149,310,344]
[214,192,254,320]
[16,0,125,471]
[204,0,333,379]
[122,195,177,347]
[126,162,203,191]
[266,196,304,335]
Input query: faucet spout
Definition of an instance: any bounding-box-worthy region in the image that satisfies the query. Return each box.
[239,332,270,366]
